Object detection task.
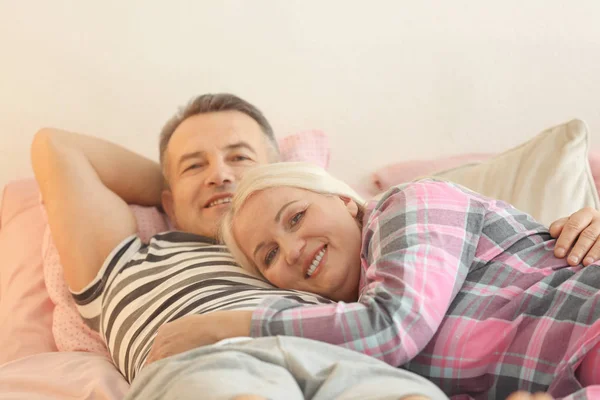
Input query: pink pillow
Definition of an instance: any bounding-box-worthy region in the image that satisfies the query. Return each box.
[371,152,600,196]
[278,130,330,168]
[43,205,169,355]
[371,153,493,193]
[0,180,57,364]
[588,151,600,195]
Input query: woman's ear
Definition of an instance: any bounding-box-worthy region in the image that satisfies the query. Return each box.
[339,196,359,218]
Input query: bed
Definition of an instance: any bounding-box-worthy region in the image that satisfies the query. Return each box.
[1,120,599,399]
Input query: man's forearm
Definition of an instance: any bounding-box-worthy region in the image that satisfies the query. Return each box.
[34,128,164,207]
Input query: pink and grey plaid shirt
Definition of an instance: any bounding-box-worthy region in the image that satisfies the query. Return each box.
[250,180,600,399]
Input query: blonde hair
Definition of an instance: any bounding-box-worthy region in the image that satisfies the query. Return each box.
[220,162,365,274]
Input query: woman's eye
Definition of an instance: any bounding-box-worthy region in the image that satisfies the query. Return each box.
[232,155,251,162]
[290,211,305,227]
[265,247,278,266]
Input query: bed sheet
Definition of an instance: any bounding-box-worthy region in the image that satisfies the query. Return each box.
[0,352,128,399]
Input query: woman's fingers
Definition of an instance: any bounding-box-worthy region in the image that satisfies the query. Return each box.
[506,391,553,400]
[579,223,600,266]
[552,208,600,265]
[549,217,567,241]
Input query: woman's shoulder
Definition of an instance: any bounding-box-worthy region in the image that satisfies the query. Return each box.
[363,178,486,225]
[368,178,470,205]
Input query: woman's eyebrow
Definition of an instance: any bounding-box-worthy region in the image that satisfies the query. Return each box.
[275,200,298,223]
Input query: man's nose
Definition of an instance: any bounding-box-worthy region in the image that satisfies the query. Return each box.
[206,161,235,186]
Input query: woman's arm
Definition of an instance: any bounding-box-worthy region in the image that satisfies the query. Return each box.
[249,180,483,366]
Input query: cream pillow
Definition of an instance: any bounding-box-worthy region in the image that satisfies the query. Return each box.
[429,119,600,226]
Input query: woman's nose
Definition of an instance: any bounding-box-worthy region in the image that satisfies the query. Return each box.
[282,237,305,266]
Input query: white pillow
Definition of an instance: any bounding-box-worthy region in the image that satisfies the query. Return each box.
[430,119,600,226]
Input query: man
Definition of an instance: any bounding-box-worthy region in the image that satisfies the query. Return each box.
[31,93,600,399]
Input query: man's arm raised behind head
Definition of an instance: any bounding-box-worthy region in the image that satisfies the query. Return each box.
[31,128,164,292]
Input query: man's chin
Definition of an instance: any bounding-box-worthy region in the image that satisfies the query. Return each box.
[194,210,230,239]
[190,225,219,239]
[202,204,231,220]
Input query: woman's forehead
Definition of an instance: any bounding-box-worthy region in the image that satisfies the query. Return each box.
[234,187,307,233]
[244,187,300,208]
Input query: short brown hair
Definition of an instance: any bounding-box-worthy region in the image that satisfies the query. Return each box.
[159,93,279,178]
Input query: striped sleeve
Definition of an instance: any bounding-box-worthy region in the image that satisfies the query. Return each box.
[250,180,484,366]
[70,234,141,331]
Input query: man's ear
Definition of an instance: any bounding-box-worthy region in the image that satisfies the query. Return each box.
[162,189,177,226]
[340,196,359,218]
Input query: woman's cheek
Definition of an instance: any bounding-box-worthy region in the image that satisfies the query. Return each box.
[267,271,283,287]
[280,272,296,289]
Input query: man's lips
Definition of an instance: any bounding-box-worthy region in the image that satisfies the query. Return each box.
[204,193,234,208]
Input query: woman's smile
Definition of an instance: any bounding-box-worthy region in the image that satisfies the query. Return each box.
[305,245,328,279]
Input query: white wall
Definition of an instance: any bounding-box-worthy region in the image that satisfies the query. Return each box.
[2,0,600,195]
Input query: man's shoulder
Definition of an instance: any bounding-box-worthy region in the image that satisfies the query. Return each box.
[151,230,221,246]
[105,230,229,264]
[144,230,231,254]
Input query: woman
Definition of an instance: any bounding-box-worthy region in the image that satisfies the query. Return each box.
[214,162,600,399]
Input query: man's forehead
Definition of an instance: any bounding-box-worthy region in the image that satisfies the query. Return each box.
[171,123,245,149]
[169,121,264,158]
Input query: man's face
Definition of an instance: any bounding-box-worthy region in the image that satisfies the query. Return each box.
[162,110,274,238]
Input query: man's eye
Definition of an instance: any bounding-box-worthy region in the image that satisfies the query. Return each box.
[265,247,278,266]
[184,164,202,172]
[290,211,305,227]
[232,155,251,162]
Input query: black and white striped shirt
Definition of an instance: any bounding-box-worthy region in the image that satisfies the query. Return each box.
[71,231,330,382]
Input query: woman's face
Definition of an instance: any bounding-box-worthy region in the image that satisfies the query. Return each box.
[233,187,362,302]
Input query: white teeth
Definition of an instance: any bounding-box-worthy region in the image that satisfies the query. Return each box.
[208,197,232,208]
[307,247,326,277]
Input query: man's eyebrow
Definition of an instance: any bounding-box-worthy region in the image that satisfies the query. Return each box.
[177,142,255,168]
[177,151,205,167]
[224,142,257,154]
[253,200,298,259]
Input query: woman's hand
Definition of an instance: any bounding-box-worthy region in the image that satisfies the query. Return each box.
[145,310,253,365]
[550,207,600,266]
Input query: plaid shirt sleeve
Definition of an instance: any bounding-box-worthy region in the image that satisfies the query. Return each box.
[250,180,484,366]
